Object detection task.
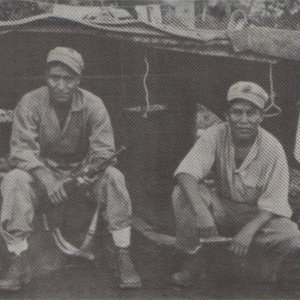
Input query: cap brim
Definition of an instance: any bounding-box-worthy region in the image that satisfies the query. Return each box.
[228,93,265,109]
[47,55,81,75]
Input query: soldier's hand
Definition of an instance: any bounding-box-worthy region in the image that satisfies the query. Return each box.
[47,180,68,205]
[81,175,97,186]
[228,230,253,256]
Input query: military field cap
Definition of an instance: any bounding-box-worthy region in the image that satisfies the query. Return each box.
[227,81,269,109]
[47,47,84,75]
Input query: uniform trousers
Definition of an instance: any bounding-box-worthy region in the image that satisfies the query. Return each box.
[0,166,132,255]
[172,184,300,280]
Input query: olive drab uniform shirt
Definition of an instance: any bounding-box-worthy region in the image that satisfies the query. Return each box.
[10,86,115,173]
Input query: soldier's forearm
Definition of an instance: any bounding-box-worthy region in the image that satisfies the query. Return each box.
[30,166,57,190]
[176,173,216,230]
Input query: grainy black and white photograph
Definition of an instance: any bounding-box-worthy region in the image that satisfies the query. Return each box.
[0,0,300,299]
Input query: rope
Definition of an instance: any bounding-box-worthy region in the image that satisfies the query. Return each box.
[264,63,282,118]
[269,63,277,110]
[142,52,150,118]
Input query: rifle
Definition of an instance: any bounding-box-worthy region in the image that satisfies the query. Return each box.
[62,145,127,197]
[45,146,127,229]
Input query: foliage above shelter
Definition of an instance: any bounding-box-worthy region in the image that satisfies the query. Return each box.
[229,0,300,29]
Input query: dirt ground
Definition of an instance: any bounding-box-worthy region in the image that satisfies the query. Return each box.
[0,229,298,300]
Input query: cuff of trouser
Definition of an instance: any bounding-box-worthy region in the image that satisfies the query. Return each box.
[198,226,219,238]
[111,227,131,248]
[7,240,28,256]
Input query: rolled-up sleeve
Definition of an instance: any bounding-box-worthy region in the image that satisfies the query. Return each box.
[174,129,217,182]
[258,147,292,218]
[9,96,45,172]
[87,100,115,169]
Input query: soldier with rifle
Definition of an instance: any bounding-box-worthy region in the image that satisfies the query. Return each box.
[0,47,141,291]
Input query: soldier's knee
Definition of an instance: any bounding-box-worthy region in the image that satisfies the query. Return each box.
[2,169,33,186]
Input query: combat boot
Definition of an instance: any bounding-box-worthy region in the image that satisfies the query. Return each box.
[171,249,207,287]
[116,247,142,289]
[0,251,31,292]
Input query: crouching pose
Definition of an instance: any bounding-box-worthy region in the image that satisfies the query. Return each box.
[172,81,300,287]
[0,47,141,291]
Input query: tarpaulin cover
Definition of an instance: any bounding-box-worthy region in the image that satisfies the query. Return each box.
[0,13,279,63]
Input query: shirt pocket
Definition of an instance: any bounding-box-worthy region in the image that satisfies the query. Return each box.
[242,176,263,204]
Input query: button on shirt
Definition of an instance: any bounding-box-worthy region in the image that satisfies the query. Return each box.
[10,86,115,172]
[175,123,292,219]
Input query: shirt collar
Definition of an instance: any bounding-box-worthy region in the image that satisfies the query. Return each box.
[47,87,85,112]
[227,123,261,172]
